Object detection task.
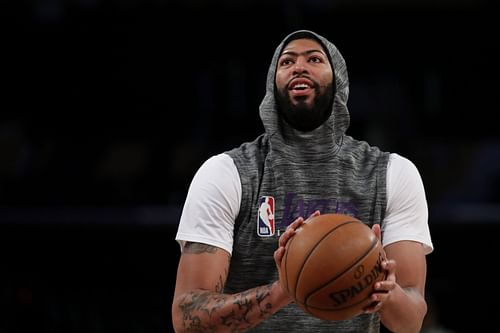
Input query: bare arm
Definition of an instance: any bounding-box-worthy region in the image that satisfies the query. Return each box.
[367,225,428,333]
[378,240,428,333]
[171,242,291,333]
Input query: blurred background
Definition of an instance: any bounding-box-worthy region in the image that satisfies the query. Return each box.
[1,0,499,332]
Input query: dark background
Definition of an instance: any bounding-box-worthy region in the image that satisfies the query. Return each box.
[1,0,499,332]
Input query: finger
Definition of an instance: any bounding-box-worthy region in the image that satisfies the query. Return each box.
[278,233,288,248]
[307,210,321,220]
[274,246,286,263]
[369,290,390,310]
[279,221,302,247]
[382,259,396,272]
[279,215,308,248]
[288,216,305,231]
[371,223,381,240]
[374,280,396,293]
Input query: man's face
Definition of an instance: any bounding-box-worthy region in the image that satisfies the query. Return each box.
[275,38,334,131]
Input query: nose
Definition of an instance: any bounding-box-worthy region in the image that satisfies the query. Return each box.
[293,57,308,75]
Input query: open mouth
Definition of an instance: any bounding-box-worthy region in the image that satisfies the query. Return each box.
[288,78,314,97]
[291,83,310,91]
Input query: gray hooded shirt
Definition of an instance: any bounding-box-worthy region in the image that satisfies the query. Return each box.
[225,30,390,332]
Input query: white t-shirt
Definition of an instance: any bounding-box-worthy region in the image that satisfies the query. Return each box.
[175,153,434,255]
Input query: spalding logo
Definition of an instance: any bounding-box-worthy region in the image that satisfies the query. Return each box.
[329,252,384,307]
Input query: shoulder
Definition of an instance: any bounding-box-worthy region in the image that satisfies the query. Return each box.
[388,153,419,171]
[387,153,424,189]
[185,153,241,206]
[386,153,426,210]
[202,152,235,167]
[194,153,238,179]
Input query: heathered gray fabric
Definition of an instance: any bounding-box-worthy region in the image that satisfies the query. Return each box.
[225,30,390,332]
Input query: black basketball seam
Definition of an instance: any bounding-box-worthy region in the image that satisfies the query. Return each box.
[294,220,359,303]
[304,234,379,311]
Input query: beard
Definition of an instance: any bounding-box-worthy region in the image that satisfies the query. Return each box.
[276,82,334,132]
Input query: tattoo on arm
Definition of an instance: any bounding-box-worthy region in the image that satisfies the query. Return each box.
[179,283,275,332]
[215,266,228,293]
[184,242,219,254]
[179,243,275,330]
[183,242,230,293]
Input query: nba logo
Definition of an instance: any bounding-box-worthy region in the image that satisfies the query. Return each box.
[257,196,275,237]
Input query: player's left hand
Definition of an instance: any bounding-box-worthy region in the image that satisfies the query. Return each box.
[364,224,397,313]
[274,210,320,269]
[363,258,396,313]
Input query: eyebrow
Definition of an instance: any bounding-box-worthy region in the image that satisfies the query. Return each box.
[280,49,327,57]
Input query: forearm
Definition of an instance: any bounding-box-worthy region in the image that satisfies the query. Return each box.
[379,285,427,333]
[173,281,291,333]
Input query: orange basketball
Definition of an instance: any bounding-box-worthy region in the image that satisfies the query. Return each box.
[279,213,386,321]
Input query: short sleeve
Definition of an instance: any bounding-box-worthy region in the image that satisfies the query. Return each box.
[175,153,241,255]
[383,153,434,254]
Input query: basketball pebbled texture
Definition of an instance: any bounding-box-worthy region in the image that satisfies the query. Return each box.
[280,213,386,321]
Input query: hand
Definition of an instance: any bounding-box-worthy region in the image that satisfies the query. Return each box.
[364,224,396,313]
[274,211,321,298]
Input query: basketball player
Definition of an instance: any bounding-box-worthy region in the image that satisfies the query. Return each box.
[172,30,433,332]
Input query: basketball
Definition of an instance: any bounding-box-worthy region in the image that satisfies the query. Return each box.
[279,213,386,321]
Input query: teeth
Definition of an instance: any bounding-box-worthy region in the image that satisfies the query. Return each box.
[293,83,309,89]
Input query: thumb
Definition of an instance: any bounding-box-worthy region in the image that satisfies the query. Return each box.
[371,223,381,241]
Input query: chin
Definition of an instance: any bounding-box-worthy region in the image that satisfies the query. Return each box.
[292,100,313,110]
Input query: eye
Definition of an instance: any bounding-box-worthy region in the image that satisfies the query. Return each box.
[280,58,294,66]
[309,56,322,63]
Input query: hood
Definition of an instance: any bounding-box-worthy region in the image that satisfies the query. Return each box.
[259,30,350,160]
